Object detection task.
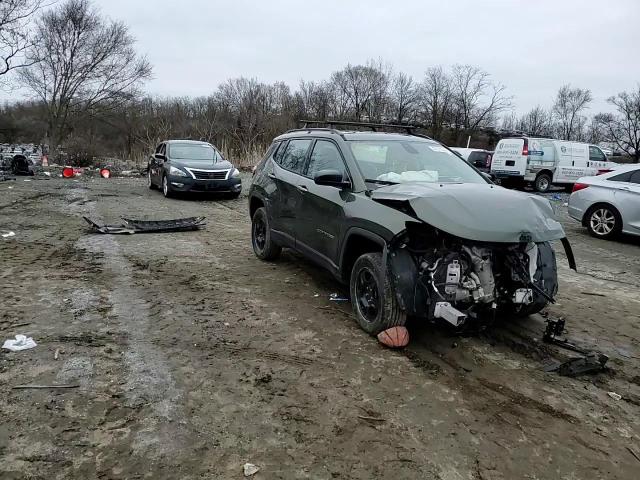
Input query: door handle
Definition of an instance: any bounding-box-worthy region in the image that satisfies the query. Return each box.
[268,172,276,179]
[296,185,308,193]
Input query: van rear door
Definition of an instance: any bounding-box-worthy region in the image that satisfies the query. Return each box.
[555,142,589,183]
[490,138,527,178]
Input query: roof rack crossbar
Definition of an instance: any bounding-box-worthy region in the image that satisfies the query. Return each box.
[300,119,429,136]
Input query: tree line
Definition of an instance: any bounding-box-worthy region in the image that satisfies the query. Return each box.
[1,0,639,165]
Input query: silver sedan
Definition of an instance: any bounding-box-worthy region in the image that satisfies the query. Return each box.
[568,165,640,239]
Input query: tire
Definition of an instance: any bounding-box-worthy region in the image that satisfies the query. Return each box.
[534,173,552,193]
[147,169,156,189]
[585,204,622,239]
[162,174,172,198]
[349,252,407,335]
[251,207,281,260]
[227,191,241,199]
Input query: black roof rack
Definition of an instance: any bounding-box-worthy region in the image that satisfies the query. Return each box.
[295,120,433,139]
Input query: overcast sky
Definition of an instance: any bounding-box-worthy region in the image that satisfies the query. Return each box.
[12,0,640,115]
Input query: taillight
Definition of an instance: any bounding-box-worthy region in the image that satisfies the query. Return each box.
[597,169,613,175]
[572,183,589,193]
[522,146,528,156]
[486,154,492,168]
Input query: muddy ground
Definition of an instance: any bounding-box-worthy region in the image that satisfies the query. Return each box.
[1,176,639,480]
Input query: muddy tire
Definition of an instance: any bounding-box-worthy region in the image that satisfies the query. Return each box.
[585,204,621,240]
[534,173,552,193]
[350,252,406,335]
[251,207,281,260]
[147,169,156,190]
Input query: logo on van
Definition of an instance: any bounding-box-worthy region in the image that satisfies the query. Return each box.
[499,143,504,150]
[560,146,567,153]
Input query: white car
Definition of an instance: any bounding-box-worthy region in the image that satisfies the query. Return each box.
[568,165,640,239]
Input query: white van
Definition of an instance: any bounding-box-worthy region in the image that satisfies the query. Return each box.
[490,137,617,193]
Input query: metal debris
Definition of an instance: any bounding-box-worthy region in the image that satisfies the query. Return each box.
[83,216,206,234]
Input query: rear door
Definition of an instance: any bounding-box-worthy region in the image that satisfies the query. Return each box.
[618,168,640,234]
[490,139,526,177]
[270,138,313,243]
[296,139,350,271]
[555,141,585,183]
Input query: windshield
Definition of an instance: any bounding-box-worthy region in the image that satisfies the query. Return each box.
[169,143,222,162]
[348,140,486,184]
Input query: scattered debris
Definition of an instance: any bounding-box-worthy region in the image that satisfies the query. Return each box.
[243,463,260,477]
[12,384,79,390]
[100,168,111,178]
[2,334,37,351]
[0,175,16,181]
[542,318,609,376]
[608,392,622,401]
[357,415,385,423]
[377,326,409,349]
[84,216,206,234]
[2,231,15,238]
[54,348,60,360]
[329,293,348,301]
[581,291,606,297]
[626,446,640,464]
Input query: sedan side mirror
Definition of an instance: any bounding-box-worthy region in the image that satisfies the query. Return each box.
[481,172,494,183]
[314,169,351,189]
[154,153,166,161]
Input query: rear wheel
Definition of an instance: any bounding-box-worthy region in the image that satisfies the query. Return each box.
[349,252,406,335]
[586,204,621,239]
[534,173,552,193]
[251,207,281,260]
[147,169,155,189]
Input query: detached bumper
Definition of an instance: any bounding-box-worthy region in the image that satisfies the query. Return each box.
[169,175,242,193]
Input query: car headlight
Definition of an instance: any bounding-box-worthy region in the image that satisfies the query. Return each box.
[231,168,240,178]
[169,166,188,177]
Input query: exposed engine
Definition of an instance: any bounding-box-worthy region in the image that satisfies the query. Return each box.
[387,223,558,327]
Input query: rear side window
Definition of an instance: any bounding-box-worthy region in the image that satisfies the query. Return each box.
[467,151,488,167]
[630,170,640,185]
[306,140,346,178]
[608,171,632,182]
[273,141,287,165]
[279,139,312,174]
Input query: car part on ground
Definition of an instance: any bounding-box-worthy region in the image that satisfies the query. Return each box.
[84,216,206,234]
[542,318,609,376]
[249,120,576,341]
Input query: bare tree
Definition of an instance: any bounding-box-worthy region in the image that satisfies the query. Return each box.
[450,64,511,141]
[518,106,553,136]
[390,72,417,123]
[418,66,453,139]
[552,84,592,140]
[330,61,390,121]
[596,86,640,162]
[0,0,45,82]
[19,0,151,158]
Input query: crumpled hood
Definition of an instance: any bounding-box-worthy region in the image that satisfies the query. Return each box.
[371,182,565,243]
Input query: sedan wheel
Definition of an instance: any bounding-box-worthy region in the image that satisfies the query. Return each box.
[147,170,155,189]
[162,175,172,198]
[587,206,620,239]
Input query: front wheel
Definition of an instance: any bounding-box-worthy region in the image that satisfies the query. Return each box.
[534,173,552,193]
[349,252,406,335]
[251,207,281,260]
[162,175,172,198]
[586,204,621,239]
[147,168,156,189]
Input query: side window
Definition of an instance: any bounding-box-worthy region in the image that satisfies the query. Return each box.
[279,139,312,174]
[307,140,346,178]
[629,170,640,185]
[608,171,632,182]
[589,146,605,161]
[155,143,164,154]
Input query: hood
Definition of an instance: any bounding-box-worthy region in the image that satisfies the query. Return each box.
[173,159,234,170]
[371,182,565,243]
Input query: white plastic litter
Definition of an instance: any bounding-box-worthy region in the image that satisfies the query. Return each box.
[608,391,622,401]
[243,463,260,476]
[2,334,37,351]
[2,231,15,238]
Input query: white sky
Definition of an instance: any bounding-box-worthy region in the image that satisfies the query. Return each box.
[7,0,640,115]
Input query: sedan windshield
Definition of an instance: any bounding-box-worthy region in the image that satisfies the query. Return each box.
[170,144,222,162]
[348,140,486,184]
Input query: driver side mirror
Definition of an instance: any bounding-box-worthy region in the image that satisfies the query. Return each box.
[154,153,166,161]
[314,169,351,189]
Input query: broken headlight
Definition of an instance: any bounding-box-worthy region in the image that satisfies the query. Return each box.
[231,168,240,178]
[169,166,188,177]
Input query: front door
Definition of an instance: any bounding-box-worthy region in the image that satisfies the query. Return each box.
[296,139,349,271]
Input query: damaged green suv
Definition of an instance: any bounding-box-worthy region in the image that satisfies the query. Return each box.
[249,122,576,336]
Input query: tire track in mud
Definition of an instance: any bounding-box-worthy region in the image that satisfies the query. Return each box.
[70,185,189,461]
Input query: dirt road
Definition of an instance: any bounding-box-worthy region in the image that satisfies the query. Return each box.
[1,177,639,479]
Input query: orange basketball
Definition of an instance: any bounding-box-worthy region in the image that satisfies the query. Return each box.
[377,326,409,348]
